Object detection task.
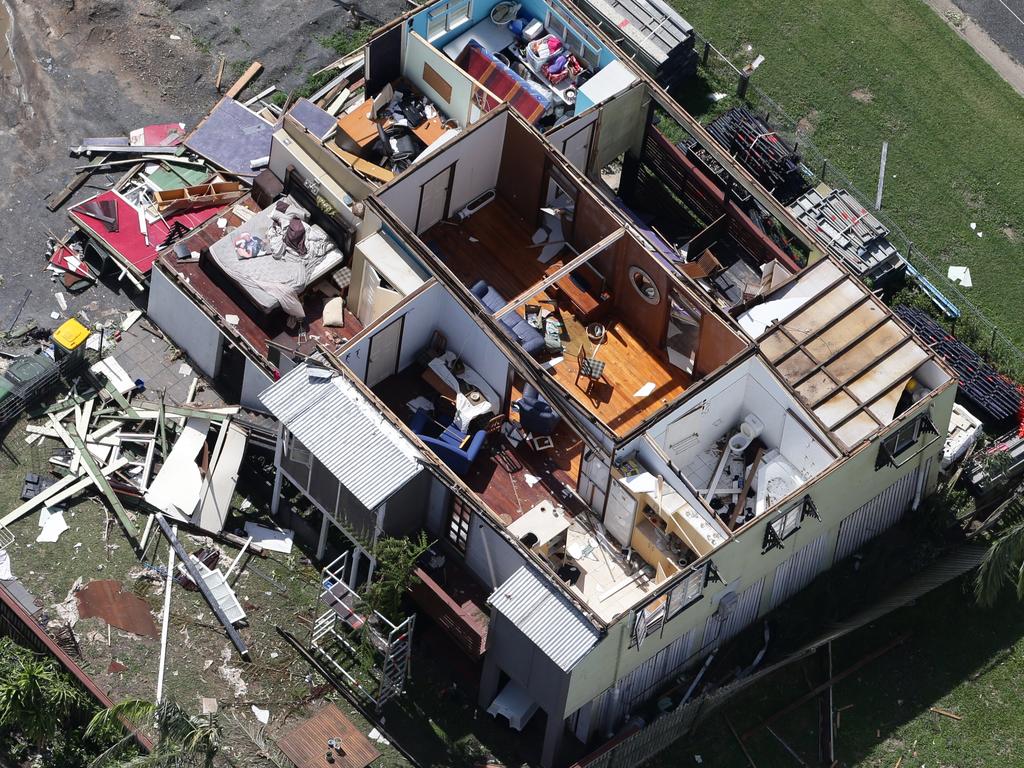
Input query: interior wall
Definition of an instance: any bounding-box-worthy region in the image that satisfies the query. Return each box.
[147,267,223,378]
[693,313,746,379]
[635,437,725,534]
[496,115,547,223]
[609,235,670,348]
[593,80,648,170]
[376,111,507,231]
[404,31,475,125]
[274,118,372,201]
[571,186,619,252]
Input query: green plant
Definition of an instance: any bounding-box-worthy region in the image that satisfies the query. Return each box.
[363,533,431,624]
[318,23,373,57]
[87,698,220,768]
[0,637,88,746]
[192,35,212,55]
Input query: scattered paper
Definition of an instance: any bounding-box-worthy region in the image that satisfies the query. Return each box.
[633,382,656,398]
[240,499,252,511]
[244,522,294,554]
[368,728,391,745]
[970,222,977,230]
[251,706,269,724]
[36,510,69,543]
[50,311,60,320]
[524,473,541,487]
[542,356,563,370]
[178,363,194,377]
[55,292,67,311]
[977,231,983,238]
[406,395,434,413]
[947,266,973,288]
[0,550,12,581]
[169,34,182,40]
[217,217,228,229]
[225,314,240,326]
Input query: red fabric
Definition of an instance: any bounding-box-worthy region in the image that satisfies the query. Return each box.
[458,44,546,125]
[70,190,222,275]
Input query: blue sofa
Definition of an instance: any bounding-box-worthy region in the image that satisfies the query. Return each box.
[470,280,544,355]
[410,409,486,477]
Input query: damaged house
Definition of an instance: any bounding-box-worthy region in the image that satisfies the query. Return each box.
[133,1,958,766]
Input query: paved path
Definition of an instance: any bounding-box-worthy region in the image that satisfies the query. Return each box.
[926,0,1024,96]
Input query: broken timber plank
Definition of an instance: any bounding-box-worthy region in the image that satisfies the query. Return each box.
[47,154,110,211]
[224,62,263,100]
[153,513,250,660]
[48,415,140,548]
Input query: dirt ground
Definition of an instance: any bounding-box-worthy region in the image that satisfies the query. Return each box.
[0,0,403,327]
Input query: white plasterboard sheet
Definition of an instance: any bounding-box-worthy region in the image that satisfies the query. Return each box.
[144,417,210,520]
[243,522,294,554]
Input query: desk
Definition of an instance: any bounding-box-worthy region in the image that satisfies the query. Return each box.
[335,98,378,152]
[412,116,447,146]
[545,263,610,322]
[508,501,570,554]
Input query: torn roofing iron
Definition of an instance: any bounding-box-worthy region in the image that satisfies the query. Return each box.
[488,566,600,671]
[259,363,423,510]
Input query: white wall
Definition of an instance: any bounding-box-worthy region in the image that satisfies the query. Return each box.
[404,31,475,126]
[147,267,223,378]
[465,511,529,589]
[240,356,273,412]
[376,111,507,231]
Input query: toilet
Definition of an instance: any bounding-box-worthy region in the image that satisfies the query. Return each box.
[728,413,765,453]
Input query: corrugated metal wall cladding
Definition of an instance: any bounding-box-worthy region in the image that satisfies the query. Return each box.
[769,532,828,611]
[490,567,600,671]
[260,364,422,509]
[835,467,920,562]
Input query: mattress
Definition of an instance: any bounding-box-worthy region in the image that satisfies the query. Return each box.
[442,18,516,60]
[457,42,550,124]
[207,196,343,314]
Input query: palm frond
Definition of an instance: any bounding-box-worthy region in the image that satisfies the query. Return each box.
[975,518,1024,607]
[86,698,157,739]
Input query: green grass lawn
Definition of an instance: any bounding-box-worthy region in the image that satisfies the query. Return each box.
[647,578,1024,768]
[671,0,1024,352]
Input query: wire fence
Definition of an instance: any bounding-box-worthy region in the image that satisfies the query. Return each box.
[688,33,1024,380]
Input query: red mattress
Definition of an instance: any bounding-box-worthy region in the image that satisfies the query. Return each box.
[457,42,548,125]
[70,190,223,276]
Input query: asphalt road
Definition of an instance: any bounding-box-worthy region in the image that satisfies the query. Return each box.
[953,0,1024,65]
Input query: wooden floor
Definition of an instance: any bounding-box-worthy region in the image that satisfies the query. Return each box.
[422,193,688,436]
[160,197,362,360]
[422,196,569,299]
[552,307,691,436]
[374,366,586,525]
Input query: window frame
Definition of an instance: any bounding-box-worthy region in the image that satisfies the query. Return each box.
[876,413,939,470]
[763,496,818,553]
[285,431,312,468]
[445,495,472,552]
[545,1,603,69]
[426,0,473,41]
[666,563,709,620]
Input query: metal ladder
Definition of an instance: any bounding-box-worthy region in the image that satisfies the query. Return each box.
[377,616,415,709]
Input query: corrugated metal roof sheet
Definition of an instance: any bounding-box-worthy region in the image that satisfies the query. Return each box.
[259,364,423,509]
[488,566,600,671]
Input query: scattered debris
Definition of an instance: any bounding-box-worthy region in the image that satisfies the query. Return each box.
[251,705,270,724]
[243,522,293,554]
[947,265,972,288]
[929,706,963,721]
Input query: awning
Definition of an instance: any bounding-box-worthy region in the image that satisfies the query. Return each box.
[487,679,539,731]
[259,364,423,510]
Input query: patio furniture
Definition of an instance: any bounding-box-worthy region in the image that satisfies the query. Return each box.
[575,348,607,400]
[680,249,724,282]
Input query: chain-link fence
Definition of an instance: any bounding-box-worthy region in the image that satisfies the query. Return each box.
[683,33,1024,380]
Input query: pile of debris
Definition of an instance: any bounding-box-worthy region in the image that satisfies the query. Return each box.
[706,107,809,205]
[788,185,904,282]
[2,356,265,661]
[895,305,1022,423]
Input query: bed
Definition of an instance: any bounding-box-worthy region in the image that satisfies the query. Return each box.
[457,41,551,124]
[442,18,516,60]
[205,195,345,318]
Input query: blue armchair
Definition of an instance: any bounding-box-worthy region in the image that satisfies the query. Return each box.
[470,280,545,355]
[410,409,486,477]
[516,384,561,436]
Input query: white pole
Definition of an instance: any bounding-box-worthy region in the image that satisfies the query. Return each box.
[155,525,177,704]
[874,141,889,210]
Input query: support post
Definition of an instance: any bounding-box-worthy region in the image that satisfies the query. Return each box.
[317,513,330,561]
[702,40,710,66]
[271,424,284,518]
[817,641,835,766]
[874,141,889,210]
[737,72,750,99]
[155,527,176,704]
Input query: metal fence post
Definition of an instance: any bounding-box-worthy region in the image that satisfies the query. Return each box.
[702,40,710,66]
[737,72,750,99]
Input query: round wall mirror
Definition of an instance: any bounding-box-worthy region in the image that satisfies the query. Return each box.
[629,266,661,304]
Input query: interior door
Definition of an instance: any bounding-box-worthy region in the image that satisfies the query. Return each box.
[665,290,700,375]
[366,316,404,387]
[604,479,638,547]
[560,123,595,174]
[416,165,453,233]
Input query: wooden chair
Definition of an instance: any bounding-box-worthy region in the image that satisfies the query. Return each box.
[681,249,725,282]
[575,348,607,403]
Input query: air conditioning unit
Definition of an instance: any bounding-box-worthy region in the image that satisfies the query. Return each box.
[714,589,738,618]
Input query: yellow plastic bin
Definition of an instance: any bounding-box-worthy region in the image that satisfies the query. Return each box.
[52,318,91,366]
